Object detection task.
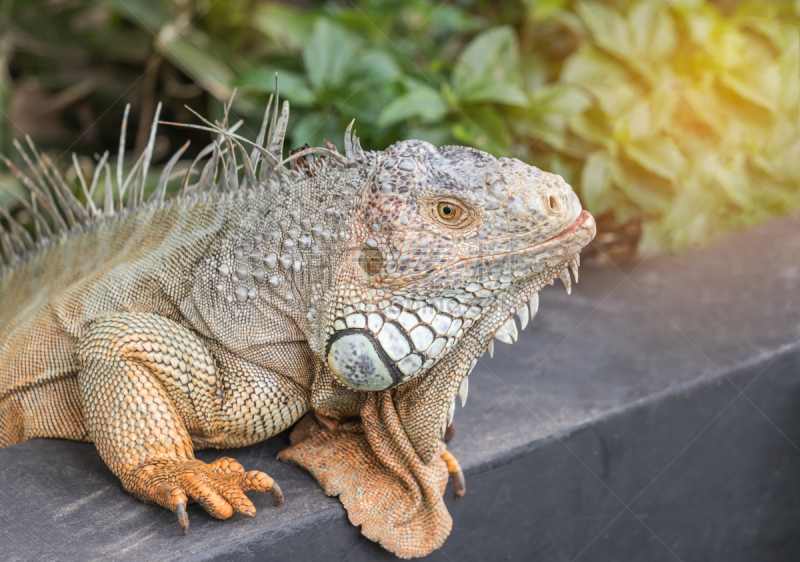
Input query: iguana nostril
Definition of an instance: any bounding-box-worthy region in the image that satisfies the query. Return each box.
[543,193,564,216]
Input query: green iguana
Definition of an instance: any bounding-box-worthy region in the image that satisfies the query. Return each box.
[0,89,595,558]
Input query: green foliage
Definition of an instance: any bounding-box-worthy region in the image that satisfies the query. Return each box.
[1,0,799,254]
[555,0,800,252]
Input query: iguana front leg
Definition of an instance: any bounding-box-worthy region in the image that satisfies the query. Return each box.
[76,313,299,532]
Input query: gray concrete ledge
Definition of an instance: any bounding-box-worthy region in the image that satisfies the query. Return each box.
[2,217,799,561]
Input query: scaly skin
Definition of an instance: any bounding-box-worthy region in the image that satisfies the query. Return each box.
[0,94,595,558]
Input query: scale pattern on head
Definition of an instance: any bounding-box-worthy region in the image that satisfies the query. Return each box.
[324,139,595,395]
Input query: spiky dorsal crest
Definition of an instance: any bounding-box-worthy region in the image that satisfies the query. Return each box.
[0,76,367,277]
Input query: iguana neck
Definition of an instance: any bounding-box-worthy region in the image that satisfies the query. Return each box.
[173,168,369,361]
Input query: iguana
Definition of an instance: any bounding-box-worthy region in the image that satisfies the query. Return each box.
[0,89,595,559]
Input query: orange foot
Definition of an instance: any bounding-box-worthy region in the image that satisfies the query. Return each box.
[130,457,283,534]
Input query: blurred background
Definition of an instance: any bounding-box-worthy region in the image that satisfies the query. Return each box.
[0,0,798,263]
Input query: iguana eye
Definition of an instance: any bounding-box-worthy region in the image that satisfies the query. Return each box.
[437,202,462,221]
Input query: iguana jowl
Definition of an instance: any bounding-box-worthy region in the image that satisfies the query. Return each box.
[0,91,596,558]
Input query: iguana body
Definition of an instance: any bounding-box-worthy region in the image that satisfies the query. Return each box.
[0,94,595,558]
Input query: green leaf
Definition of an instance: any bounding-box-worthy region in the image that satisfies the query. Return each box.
[518,84,592,152]
[691,152,749,208]
[107,0,250,105]
[575,2,631,58]
[614,100,651,142]
[594,83,641,119]
[581,150,614,215]
[624,136,686,183]
[721,65,781,114]
[761,122,800,182]
[681,83,728,137]
[465,81,528,106]
[685,11,714,44]
[102,0,171,33]
[452,26,526,106]
[378,86,448,127]
[778,27,800,115]
[569,108,612,147]
[452,106,510,156]
[542,153,582,188]
[562,47,640,120]
[653,179,720,253]
[717,29,781,112]
[427,4,482,33]
[407,125,454,149]
[628,0,676,62]
[530,84,593,116]
[254,4,316,52]
[718,166,753,209]
[158,32,236,101]
[561,45,630,89]
[302,19,358,92]
[357,49,403,85]
[521,53,549,92]
[237,69,315,106]
[610,156,672,215]
[647,87,677,133]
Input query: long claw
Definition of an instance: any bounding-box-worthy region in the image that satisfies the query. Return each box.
[169,488,190,535]
[269,481,284,507]
[177,500,189,535]
[240,470,283,508]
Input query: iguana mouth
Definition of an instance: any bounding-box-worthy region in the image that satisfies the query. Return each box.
[546,209,592,242]
[505,209,593,253]
[449,209,594,266]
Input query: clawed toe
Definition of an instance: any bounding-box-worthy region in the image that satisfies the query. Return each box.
[138,458,283,534]
[239,470,283,507]
[168,487,190,534]
[176,500,189,535]
[209,457,245,475]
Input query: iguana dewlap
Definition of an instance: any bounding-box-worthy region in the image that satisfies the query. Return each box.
[0,92,595,559]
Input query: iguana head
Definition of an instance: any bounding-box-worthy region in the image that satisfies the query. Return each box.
[323,138,594,389]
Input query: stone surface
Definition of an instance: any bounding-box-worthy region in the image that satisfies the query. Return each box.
[1,217,799,561]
